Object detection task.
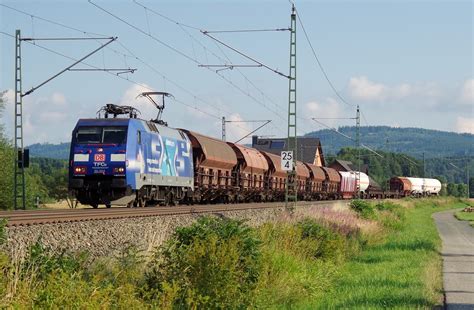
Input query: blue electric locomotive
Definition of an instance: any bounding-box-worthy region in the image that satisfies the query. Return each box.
[68,104,194,208]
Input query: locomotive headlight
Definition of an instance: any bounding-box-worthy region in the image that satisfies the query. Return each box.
[114,167,125,174]
[74,166,87,175]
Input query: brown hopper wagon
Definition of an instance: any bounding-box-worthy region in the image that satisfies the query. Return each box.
[389,177,412,197]
[260,151,287,201]
[296,161,311,199]
[321,167,341,199]
[304,163,326,200]
[228,143,269,202]
[182,130,237,203]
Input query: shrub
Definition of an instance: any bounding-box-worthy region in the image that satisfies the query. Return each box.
[375,201,399,211]
[350,199,376,219]
[0,219,7,301]
[144,216,262,309]
[0,219,5,245]
[298,219,347,262]
[21,242,87,281]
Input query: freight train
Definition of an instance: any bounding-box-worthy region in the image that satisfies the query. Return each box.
[68,103,441,208]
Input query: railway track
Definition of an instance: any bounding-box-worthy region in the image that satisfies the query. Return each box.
[0,201,330,227]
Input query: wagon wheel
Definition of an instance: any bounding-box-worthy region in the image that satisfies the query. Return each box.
[166,192,175,206]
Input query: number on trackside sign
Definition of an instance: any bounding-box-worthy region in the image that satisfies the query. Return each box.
[281,151,293,171]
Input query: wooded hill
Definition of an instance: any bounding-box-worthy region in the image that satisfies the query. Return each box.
[307,126,473,159]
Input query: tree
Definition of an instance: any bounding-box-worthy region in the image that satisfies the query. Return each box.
[0,91,50,209]
[447,183,459,197]
[470,177,474,198]
[457,183,468,198]
[435,176,448,196]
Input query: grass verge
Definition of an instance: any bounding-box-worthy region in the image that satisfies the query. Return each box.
[0,197,466,308]
[454,209,474,227]
[310,198,466,309]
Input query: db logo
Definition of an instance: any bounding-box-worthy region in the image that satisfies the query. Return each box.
[94,154,106,162]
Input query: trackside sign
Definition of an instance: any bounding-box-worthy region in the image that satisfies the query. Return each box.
[281,151,293,171]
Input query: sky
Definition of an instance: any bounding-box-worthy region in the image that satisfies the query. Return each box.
[0,0,473,146]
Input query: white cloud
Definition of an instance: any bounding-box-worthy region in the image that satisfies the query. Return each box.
[348,76,388,101]
[120,83,156,120]
[460,79,474,103]
[222,113,252,143]
[305,97,342,127]
[51,92,67,106]
[456,116,474,134]
[0,89,78,144]
[5,89,14,104]
[348,76,440,103]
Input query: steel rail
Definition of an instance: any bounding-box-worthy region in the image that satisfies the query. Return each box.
[0,201,327,227]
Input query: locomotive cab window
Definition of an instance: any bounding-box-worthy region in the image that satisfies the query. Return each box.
[103,127,127,144]
[75,126,127,144]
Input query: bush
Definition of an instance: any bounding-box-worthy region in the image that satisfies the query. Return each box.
[350,200,376,219]
[0,219,6,246]
[21,242,87,281]
[144,216,261,309]
[375,201,399,211]
[298,219,347,262]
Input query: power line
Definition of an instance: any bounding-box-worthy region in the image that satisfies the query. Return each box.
[3,2,287,137]
[202,31,290,79]
[89,0,199,65]
[360,109,370,126]
[311,118,383,158]
[132,0,289,124]
[0,4,252,124]
[132,0,201,31]
[203,28,290,33]
[0,31,222,121]
[295,8,353,107]
[0,3,108,37]
[90,0,288,132]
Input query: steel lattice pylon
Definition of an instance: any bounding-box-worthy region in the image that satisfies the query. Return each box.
[14,29,26,210]
[285,6,297,207]
[355,105,360,199]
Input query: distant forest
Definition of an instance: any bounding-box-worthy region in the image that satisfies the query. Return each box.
[307,126,473,159]
[28,142,70,160]
[330,148,473,191]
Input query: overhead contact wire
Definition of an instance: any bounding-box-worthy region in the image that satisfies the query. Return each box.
[295,8,353,107]
[0,31,222,121]
[0,4,231,120]
[91,0,288,132]
[132,0,287,121]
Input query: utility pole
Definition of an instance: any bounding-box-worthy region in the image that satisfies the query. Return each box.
[12,30,129,210]
[422,152,425,177]
[14,30,25,210]
[422,152,426,193]
[222,116,226,141]
[466,161,470,198]
[355,105,361,198]
[285,4,297,208]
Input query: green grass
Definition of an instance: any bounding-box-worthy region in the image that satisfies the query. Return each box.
[309,199,466,309]
[1,198,466,308]
[454,209,474,227]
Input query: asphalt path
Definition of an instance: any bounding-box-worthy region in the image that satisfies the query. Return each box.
[434,210,474,310]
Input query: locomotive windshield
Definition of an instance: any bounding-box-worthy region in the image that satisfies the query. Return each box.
[76,126,127,144]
